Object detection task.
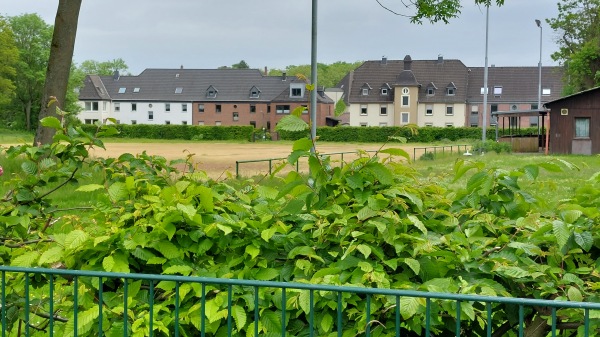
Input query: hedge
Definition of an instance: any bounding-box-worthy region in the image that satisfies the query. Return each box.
[80,124,255,141]
[278,126,544,143]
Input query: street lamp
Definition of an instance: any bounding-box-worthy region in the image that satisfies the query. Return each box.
[535,19,542,110]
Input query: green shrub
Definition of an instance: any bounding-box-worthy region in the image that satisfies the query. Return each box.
[80,124,254,141]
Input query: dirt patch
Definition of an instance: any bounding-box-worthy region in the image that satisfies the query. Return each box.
[90,142,417,178]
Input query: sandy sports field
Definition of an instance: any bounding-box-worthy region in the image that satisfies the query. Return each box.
[90,142,416,178]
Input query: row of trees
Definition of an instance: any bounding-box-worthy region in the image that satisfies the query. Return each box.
[0,14,129,132]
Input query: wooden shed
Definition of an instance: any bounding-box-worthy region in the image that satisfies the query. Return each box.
[544,87,600,155]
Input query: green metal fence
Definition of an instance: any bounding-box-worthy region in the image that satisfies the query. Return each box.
[1,266,598,337]
[412,145,472,161]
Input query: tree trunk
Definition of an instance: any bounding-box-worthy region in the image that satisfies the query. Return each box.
[25,100,31,131]
[34,0,83,145]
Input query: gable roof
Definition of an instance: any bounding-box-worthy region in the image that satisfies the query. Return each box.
[78,69,326,103]
[339,56,470,104]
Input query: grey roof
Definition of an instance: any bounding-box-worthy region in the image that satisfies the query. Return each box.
[78,68,327,103]
[466,66,565,103]
[544,85,600,106]
[338,56,470,104]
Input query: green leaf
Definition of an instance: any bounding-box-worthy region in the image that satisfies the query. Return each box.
[177,203,197,219]
[260,310,282,334]
[291,105,307,117]
[574,232,593,251]
[255,268,280,281]
[357,206,377,221]
[299,290,311,314]
[245,245,260,259]
[379,148,410,161]
[364,162,394,185]
[38,246,63,266]
[408,215,427,234]
[293,138,313,152]
[403,258,420,275]
[275,115,309,132]
[356,244,371,258]
[232,305,247,330]
[40,116,62,129]
[11,251,40,267]
[561,210,582,223]
[496,266,530,279]
[507,242,543,256]
[65,230,89,250]
[108,182,128,202]
[76,184,104,192]
[320,312,333,333]
[155,241,181,259]
[163,265,193,275]
[400,296,424,319]
[552,220,570,249]
[567,286,583,302]
[102,256,115,272]
[21,160,37,175]
[62,307,99,337]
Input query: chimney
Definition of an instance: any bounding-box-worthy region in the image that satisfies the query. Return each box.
[113,70,120,81]
[180,65,184,69]
[437,54,444,64]
[264,66,268,75]
[403,55,412,70]
[282,72,287,81]
[381,56,387,65]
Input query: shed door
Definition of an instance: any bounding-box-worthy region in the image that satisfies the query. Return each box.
[572,117,592,155]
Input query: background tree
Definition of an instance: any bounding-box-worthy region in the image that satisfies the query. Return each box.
[377,0,505,23]
[219,60,250,69]
[0,17,18,112]
[34,0,83,145]
[548,0,600,94]
[8,13,52,131]
[79,58,129,75]
[269,61,363,88]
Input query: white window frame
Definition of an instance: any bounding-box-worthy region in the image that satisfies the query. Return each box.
[401,96,409,107]
[380,105,388,116]
[362,88,369,96]
[401,112,409,124]
[445,105,454,116]
[360,105,368,116]
[148,111,154,120]
[425,105,433,116]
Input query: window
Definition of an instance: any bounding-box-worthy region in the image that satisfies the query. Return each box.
[402,88,409,94]
[198,121,205,125]
[207,88,217,98]
[114,103,120,112]
[250,121,256,128]
[491,104,498,113]
[529,116,539,127]
[471,105,478,114]
[427,87,435,96]
[446,105,454,116]
[233,112,239,121]
[133,87,140,93]
[148,111,154,120]
[381,88,388,95]
[447,87,456,96]
[446,123,454,127]
[165,121,171,125]
[276,105,290,114]
[149,104,153,108]
[542,88,551,96]
[480,87,489,95]
[360,122,368,127]
[379,122,388,127]
[215,121,222,126]
[250,90,259,98]
[510,117,518,127]
[250,105,256,113]
[198,104,204,113]
[118,87,126,94]
[165,103,171,112]
[216,105,222,113]
[182,121,188,125]
[267,106,271,113]
[85,102,99,111]
[380,105,387,116]
[360,105,367,116]
[531,104,539,110]
[575,118,590,138]
[182,104,188,112]
[131,120,137,125]
[425,105,433,116]
[401,112,409,124]
[402,96,409,107]
[84,119,98,124]
[470,123,478,127]
[362,88,369,96]
[425,123,433,127]
[132,103,137,111]
[302,105,308,114]
[291,87,302,97]
[511,104,518,111]
[175,87,183,94]
[494,86,503,95]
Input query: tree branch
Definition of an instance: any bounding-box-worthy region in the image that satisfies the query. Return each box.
[375,0,411,17]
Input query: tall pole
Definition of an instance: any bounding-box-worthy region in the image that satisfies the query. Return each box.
[536,19,542,110]
[310,0,318,153]
[482,5,489,142]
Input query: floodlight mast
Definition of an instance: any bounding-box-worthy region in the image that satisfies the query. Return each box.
[310,0,318,154]
[482,5,490,142]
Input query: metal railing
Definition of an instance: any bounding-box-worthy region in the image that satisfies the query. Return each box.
[412,145,472,161]
[235,151,378,178]
[1,266,599,337]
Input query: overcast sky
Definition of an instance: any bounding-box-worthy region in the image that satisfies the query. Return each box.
[1,0,560,75]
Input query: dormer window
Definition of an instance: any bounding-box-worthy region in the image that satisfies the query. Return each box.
[493,86,503,95]
[118,87,126,94]
[446,82,456,96]
[361,83,372,96]
[380,83,391,96]
[206,85,218,98]
[381,88,388,95]
[362,88,369,95]
[249,86,261,98]
[426,82,437,96]
[290,84,304,98]
[133,87,140,93]
[291,88,302,97]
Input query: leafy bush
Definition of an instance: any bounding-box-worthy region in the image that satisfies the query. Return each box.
[1,110,599,336]
[79,124,254,141]
[472,140,513,154]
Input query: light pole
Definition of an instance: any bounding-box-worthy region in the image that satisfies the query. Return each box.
[535,19,542,110]
[482,5,489,142]
[310,0,318,154]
